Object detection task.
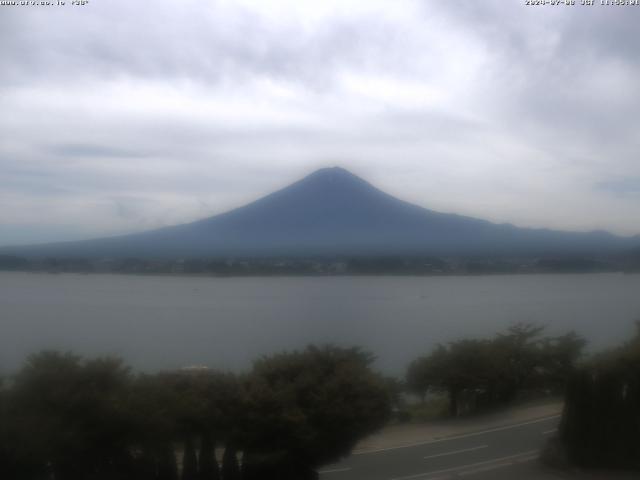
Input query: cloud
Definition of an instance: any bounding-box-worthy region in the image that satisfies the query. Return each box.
[596,178,640,196]
[1,0,640,245]
[47,144,148,159]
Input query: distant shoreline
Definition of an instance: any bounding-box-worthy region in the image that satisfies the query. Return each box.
[1,269,636,279]
[3,252,638,277]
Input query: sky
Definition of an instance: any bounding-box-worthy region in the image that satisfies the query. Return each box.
[1,0,640,246]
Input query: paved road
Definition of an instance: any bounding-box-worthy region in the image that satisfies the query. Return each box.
[318,415,562,480]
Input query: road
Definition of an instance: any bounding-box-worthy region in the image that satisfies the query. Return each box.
[318,415,562,480]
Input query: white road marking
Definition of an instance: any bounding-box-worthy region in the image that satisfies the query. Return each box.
[355,415,560,455]
[388,450,540,480]
[459,451,539,476]
[423,445,488,460]
[542,428,557,435]
[318,467,352,475]
[458,461,514,476]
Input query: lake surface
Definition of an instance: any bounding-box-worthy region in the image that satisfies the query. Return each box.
[1,272,639,375]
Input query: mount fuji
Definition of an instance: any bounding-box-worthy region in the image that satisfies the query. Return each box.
[3,167,638,258]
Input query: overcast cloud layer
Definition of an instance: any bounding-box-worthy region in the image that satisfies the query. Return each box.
[1,0,639,246]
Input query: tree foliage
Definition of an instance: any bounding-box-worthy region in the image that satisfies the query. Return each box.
[7,352,134,479]
[239,346,390,479]
[0,345,390,480]
[559,322,640,470]
[406,323,585,417]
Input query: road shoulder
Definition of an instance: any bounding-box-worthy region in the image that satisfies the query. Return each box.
[354,400,563,454]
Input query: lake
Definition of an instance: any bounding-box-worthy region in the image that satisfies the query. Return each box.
[1,272,639,375]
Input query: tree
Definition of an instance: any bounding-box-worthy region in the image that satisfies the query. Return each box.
[406,324,585,417]
[538,331,586,393]
[491,323,546,402]
[128,373,181,480]
[407,341,492,416]
[129,369,241,480]
[157,443,180,480]
[238,346,391,479]
[559,322,640,469]
[406,358,431,402]
[182,437,198,480]
[198,432,220,480]
[9,351,135,480]
[221,445,241,480]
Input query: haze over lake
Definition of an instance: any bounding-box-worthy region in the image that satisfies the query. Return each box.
[2,272,639,376]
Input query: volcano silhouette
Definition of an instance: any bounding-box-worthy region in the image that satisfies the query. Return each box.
[4,167,638,258]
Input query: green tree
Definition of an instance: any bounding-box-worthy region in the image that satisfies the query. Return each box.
[9,351,134,480]
[538,331,586,393]
[491,323,546,402]
[129,369,240,480]
[182,437,198,480]
[407,341,492,416]
[198,432,220,480]
[128,373,181,479]
[406,324,584,417]
[406,358,431,402]
[221,445,241,480]
[559,322,640,469]
[239,345,391,479]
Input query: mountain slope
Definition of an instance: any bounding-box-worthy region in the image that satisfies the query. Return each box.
[3,167,638,258]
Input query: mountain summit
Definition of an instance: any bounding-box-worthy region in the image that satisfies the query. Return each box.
[4,168,638,258]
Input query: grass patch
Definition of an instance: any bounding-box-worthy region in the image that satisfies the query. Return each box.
[401,396,449,423]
